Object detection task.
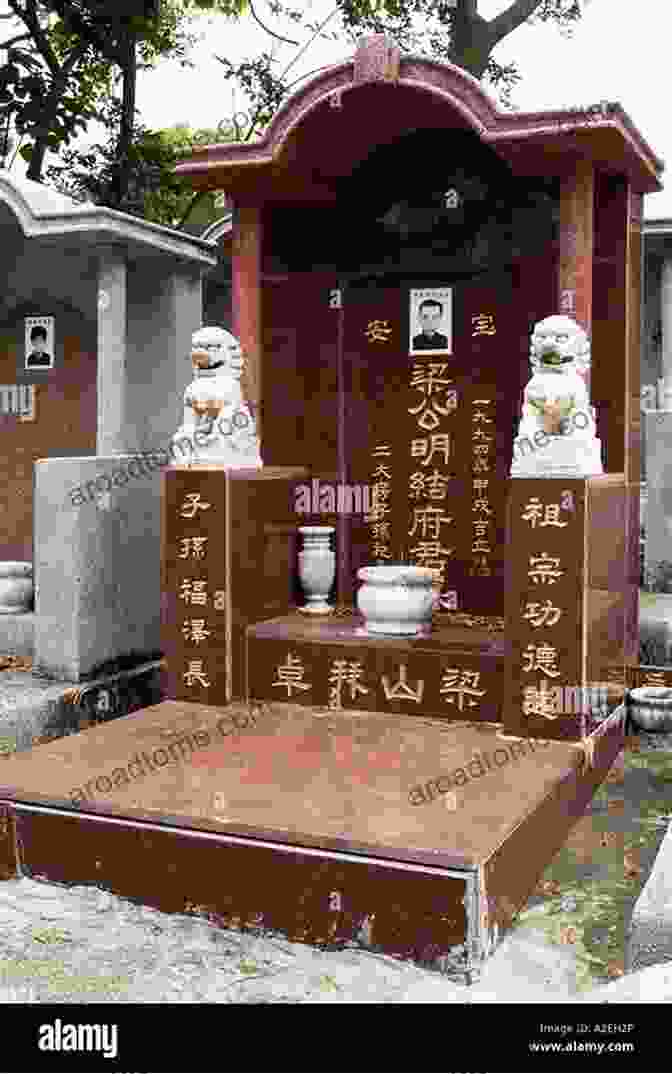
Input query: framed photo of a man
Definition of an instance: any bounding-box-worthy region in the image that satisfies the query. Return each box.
[409,288,452,356]
[24,316,54,370]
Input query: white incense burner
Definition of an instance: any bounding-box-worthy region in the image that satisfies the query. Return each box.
[356,564,434,635]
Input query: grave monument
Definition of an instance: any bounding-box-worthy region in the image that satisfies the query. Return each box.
[0,36,662,986]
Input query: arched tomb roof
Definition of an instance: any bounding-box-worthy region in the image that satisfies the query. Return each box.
[176,35,664,202]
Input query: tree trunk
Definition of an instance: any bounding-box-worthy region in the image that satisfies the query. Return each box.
[25,86,65,181]
[448,8,493,79]
[111,22,137,209]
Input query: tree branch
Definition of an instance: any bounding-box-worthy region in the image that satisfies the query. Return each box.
[10,0,60,74]
[487,0,544,47]
[0,32,32,49]
[249,0,299,46]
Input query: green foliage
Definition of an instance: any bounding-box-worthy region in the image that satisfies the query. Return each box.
[45,106,229,227]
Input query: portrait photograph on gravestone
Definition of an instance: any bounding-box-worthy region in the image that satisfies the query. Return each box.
[409,287,452,356]
[24,315,55,370]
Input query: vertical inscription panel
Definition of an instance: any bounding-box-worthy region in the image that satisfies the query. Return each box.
[503,478,587,741]
[162,468,228,706]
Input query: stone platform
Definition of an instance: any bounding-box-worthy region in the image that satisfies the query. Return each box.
[0,698,625,983]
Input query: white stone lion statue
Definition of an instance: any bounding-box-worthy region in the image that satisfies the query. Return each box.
[511,314,603,477]
[171,326,262,468]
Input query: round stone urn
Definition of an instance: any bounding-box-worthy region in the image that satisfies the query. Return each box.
[0,562,33,614]
[627,687,672,733]
[356,564,435,635]
[298,526,335,614]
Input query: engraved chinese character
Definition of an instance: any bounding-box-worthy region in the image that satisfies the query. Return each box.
[523,679,561,719]
[472,428,492,442]
[471,539,491,554]
[179,492,212,519]
[409,540,453,571]
[381,664,425,703]
[472,498,492,515]
[214,590,226,610]
[328,660,369,710]
[523,600,563,628]
[408,364,457,431]
[472,314,496,336]
[411,434,451,467]
[182,619,211,644]
[183,660,211,688]
[472,455,490,473]
[408,506,453,540]
[472,521,490,538]
[528,553,564,585]
[365,319,392,343]
[372,444,392,457]
[472,409,493,424]
[179,580,208,605]
[642,670,667,687]
[408,469,452,500]
[372,464,392,480]
[521,498,568,529]
[178,536,209,559]
[522,643,561,678]
[273,653,312,696]
[440,668,486,710]
[473,478,489,494]
[469,556,492,577]
[370,521,391,542]
[473,444,490,457]
[371,543,393,559]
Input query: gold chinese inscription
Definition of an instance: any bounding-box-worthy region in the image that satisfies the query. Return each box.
[328,659,369,710]
[273,652,312,696]
[521,497,569,529]
[381,664,424,703]
[368,446,393,560]
[641,670,668,688]
[178,536,208,559]
[179,492,212,519]
[523,600,562,628]
[365,319,392,344]
[523,679,561,719]
[408,363,457,432]
[183,660,211,688]
[527,553,564,585]
[440,668,486,711]
[182,619,211,644]
[472,313,496,337]
[470,398,494,576]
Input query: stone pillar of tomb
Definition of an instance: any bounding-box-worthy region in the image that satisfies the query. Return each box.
[231,204,262,447]
[97,246,128,454]
[558,159,594,369]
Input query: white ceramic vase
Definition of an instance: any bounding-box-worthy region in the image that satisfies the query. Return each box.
[356,564,435,635]
[628,687,672,733]
[298,527,335,614]
[0,561,33,614]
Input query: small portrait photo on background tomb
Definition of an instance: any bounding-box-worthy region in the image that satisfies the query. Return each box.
[409,288,452,356]
[24,316,55,370]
